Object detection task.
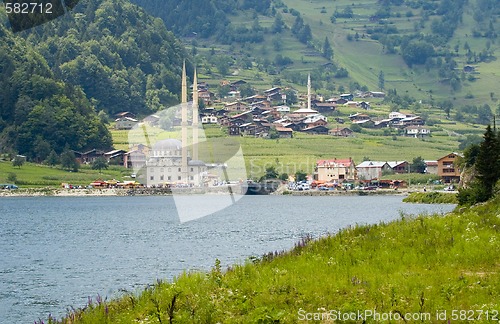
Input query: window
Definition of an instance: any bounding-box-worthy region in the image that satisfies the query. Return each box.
[190,176,194,180]
[178,176,181,180]
[160,176,164,180]
[150,176,154,180]
[190,168,194,172]
[178,168,181,172]
[168,176,171,180]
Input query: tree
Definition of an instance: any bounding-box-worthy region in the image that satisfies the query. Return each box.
[92,156,109,173]
[284,89,298,105]
[411,156,427,173]
[271,12,285,33]
[477,104,492,124]
[295,170,307,182]
[474,124,500,201]
[7,172,17,183]
[60,149,79,172]
[12,156,25,168]
[33,136,51,163]
[262,166,279,180]
[322,37,333,60]
[45,150,59,166]
[438,100,453,118]
[297,24,312,44]
[214,55,231,76]
[378,70,385,90]
[401,41,435,66]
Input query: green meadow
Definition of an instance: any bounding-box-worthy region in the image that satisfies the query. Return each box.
[0,160,130,187]
[193,0,500,109]
[53,193,500,323]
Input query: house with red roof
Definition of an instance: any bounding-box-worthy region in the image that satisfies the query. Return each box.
[314,158,356,183]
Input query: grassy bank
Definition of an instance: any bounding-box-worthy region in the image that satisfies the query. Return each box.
[403,191,458,204]
[0,161,132,188]
[50,196,500,323]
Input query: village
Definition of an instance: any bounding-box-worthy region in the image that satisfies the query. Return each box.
[63,73,462,192]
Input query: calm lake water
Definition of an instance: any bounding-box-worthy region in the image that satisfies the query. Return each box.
[0,195,455,322]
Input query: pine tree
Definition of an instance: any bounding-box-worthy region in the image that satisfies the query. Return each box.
[474,124,500,201]
[323,37,333,60]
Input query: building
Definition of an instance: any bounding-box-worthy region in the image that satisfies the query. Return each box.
[225,101,248,112]
[329,127,353,137]
[356,161,392,181]
[145,139,206,186]
[143,63,207,187]
[405,126,431,138]
[115,117,138,130]
[315,158,356,183]
[387,161,408,174]
[425,160,438,175]
[437,152,462,183]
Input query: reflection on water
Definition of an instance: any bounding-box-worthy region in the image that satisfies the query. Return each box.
[0,195,455,322]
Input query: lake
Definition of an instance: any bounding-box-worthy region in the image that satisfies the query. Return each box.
[0,195,455,322]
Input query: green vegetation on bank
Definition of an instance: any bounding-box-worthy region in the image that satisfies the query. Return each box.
[51,195,500,323]
[0,0,188,161]
[0,160,129,187]
[403,191,458,204]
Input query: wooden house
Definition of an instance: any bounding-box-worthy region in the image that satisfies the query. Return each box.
[329,127,353,137]
[437,153,462,183]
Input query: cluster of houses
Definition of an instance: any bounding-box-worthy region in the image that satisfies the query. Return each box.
[195,78,428,139]
[113,76,430,140]
[313,152,462,187]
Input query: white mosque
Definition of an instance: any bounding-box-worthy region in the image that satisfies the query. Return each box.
[145,62,207,187]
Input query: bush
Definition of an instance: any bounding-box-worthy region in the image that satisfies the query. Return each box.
[7,172,17,183]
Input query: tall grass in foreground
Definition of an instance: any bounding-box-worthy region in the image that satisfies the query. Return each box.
[403,192,458,204]
[49,196,500,323]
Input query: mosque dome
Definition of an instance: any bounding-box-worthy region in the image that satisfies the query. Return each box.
[152,139,182,151]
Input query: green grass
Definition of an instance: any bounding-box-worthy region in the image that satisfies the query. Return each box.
[53,194,500,323]
[403,192,459,204]
[0,161,130,187]
[193,0,500,109]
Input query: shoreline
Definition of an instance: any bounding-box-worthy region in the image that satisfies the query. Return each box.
[0,186,417,197]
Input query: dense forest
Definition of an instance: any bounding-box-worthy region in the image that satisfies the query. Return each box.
[0,0,190,161]
[23,0,189,115]
[0,20,111,161]
[129,0,271,43]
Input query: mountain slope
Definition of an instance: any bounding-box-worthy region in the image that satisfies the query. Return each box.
[1,0,192,161]
[21,0,190,116]
[131,0,500,113]
[0,17,112,161]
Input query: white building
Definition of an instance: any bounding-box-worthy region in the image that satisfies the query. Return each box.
[145,139,206,186]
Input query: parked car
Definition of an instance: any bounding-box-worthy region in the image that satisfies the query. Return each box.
[1,184,18,190]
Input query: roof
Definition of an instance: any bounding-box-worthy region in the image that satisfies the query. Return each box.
[152,139,182,151]
[356,161,390,168]
[329,127,352,132]
[294,108,318,114]
[387,161,408,168]
[302,125,328,131]
[317,158,354,167]
[188,160,206,166]
[275,126,293,132]
[116,117,138,122]
[437,152,464,161]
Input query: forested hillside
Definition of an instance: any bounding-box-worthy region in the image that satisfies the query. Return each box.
[130,0,271,43]
[0,19,112,162]
[0,0,190,161]
[22,0,189,115]
[131,0,500,114]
